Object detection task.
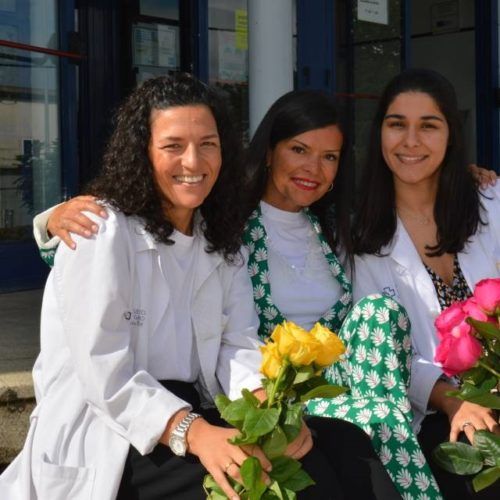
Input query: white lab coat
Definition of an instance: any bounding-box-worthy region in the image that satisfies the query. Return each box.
[353,185,500,432]
[0,208,263,500]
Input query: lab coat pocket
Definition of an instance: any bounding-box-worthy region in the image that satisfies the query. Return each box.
[39,455,95,500]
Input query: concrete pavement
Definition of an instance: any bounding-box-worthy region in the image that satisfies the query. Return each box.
[0,288,42,467]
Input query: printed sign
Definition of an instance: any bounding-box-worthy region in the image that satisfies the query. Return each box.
[357,0,389,25]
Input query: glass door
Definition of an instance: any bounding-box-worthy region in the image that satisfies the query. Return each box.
[0,0,78,291]
[335,0,406,175]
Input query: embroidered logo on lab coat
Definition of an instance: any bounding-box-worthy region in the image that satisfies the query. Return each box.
[123,309,146,326]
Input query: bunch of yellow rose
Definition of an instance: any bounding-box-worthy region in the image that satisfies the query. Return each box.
[205,321,347,500]
[260,321,345,379]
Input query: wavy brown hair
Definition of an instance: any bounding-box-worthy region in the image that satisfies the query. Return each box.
[86,74,245,261]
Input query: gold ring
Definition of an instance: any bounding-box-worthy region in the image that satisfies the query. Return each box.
[461,421,474,431]
[224,461,235,473]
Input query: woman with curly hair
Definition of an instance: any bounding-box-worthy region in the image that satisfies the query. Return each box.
[0,74,339,500]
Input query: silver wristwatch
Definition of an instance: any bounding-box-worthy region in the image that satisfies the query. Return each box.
[168,412,202,457]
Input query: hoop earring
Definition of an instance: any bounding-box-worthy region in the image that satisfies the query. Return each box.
[327,183,334,192]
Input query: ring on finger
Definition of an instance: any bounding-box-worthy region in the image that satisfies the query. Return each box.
[224,460,235,473]
[461,421,475,431]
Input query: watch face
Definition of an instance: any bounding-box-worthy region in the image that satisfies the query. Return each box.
[169,436,186,456]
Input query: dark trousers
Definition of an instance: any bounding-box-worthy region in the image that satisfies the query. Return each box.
[418,412,500,499]
[307,417,401,500]
[117,381,341,499]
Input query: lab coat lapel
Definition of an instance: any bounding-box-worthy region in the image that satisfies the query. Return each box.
[128,217,170,338]
[390,219,440,312]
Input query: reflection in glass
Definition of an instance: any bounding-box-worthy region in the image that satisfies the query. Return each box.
[140,0,179,20]
[209,0,249,139]
[0,0,58,50]
[0,46,60,241]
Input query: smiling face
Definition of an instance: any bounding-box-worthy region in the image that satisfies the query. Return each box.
[148,105,221,232]
[381,91,449,189]
[263,125,343,212]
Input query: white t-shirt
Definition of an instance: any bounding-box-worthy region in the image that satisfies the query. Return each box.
[153,228,202,381]
[260,201,343,330]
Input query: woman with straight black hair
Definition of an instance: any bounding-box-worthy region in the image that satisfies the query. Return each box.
[353,68,500,498]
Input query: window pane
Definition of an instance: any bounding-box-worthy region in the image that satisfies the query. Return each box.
[0,0,58,50]
[0,46,61,241]
[208,0,249,138]
[140,0,179,21]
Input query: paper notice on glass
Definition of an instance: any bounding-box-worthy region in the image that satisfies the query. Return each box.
[357,0,388,25]
[157,25,179,68]
[218,31,247,83]
[133,26,156,66]
[235,9,248,50]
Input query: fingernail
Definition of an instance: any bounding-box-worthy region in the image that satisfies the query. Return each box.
[84,230,91,237]
[70,243,76,250]
[92,225,98,233]
[100,210,108,218]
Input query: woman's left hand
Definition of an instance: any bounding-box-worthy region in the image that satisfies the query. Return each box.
[447,399,500,443]
[284,422,313,459]
[469,164,498,188]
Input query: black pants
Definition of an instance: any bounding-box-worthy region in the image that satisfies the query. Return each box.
[418,412,500,499]
[307,416,401,500]
[117,382,398,499]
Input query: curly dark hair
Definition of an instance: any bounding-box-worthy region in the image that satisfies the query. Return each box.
[86,73,246,261]
[354,68,484,257]
[243,90,353,260]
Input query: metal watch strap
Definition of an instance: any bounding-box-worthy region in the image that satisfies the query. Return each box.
[173,412,202,437]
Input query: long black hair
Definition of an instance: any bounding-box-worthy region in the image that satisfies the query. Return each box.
[354,68,484,256]
[86,73,245,261]
[243,90,353,259]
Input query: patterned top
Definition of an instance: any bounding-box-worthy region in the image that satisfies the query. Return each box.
[243,204,352,338]
[423,255,472,310]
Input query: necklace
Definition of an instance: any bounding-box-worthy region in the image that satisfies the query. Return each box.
[243,204,352,338]
[396,206,432,225]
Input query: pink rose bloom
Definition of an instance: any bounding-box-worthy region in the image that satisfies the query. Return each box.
[473,278,500,315]
[434,302,483,377]
[435,302,468,336]
[462,297,491,323]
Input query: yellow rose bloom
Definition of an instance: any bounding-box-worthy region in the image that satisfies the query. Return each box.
[260,341,283,379]
[271,321,320,367]
[310,323,345,367]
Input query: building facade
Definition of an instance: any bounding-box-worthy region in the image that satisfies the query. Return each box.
[0,0,499,292]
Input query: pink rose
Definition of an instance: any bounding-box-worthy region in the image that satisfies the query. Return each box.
[473,278,500,315]
[462,297,491,323]
[434,301,483,377]
[435,302,467,335]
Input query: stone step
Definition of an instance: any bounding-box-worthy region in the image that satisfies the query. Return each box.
[0,372,34,467]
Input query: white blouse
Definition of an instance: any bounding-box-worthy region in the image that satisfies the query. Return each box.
[260,201,343,330]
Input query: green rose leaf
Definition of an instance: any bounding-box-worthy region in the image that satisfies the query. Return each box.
[452,380,500,410]
[240,456,267,500]
[281,468,315,492]
[467,318,500,341]
[214,394,231,415]
[472,466,500,492]
[474,430,500,467]
[281,402,303,443]
[221,398,256,428]
[242,388,261,406]
[432,442,484,475]
[269,456,302,483]
[203,474,226,499]
[299,384,348,402]
[243,407,281,439]
[293,365,315,384]
[262,425,288,459]
[461,366,488,386]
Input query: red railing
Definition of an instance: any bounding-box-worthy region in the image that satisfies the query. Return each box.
[0,39,82,60]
